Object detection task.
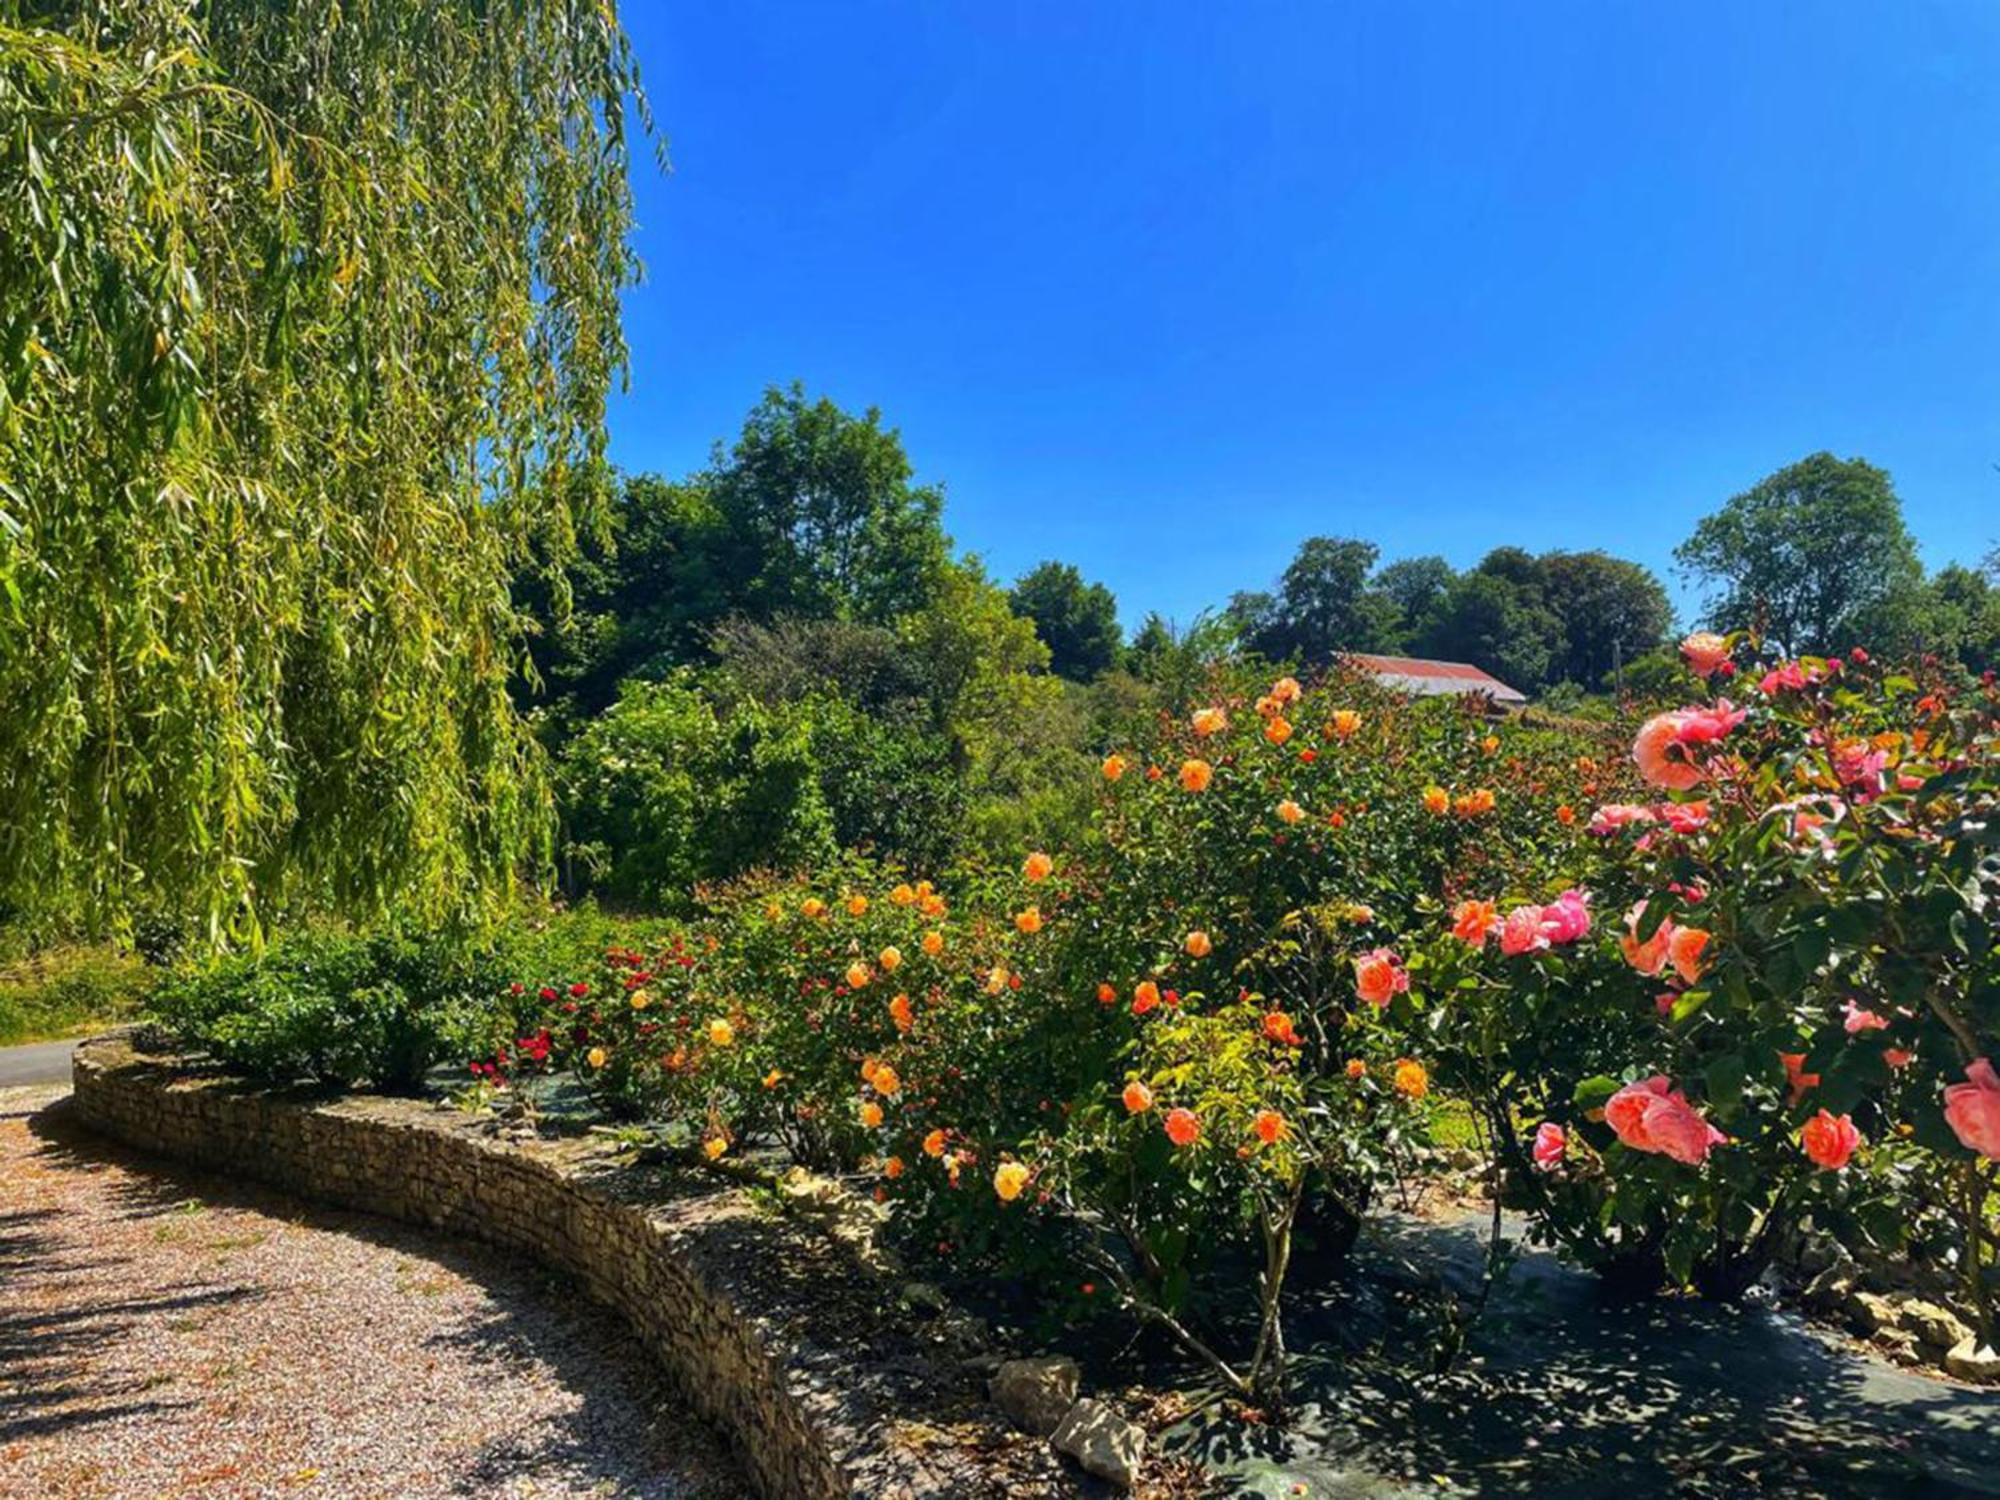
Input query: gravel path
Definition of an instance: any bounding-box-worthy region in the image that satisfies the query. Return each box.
[0,1086,748,1500]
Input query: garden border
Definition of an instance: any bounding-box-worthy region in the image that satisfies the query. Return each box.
[70,1033,1084,1499]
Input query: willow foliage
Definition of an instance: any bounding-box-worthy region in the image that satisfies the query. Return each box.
[0,1,647,941]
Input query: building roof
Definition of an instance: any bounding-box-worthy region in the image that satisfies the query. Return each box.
[1341,653,1528,704]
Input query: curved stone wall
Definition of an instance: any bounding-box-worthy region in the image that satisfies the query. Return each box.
[71,1035,1074,1499]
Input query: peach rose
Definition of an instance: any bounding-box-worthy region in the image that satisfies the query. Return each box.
[1353,947,1409,1008]
[1781,1052,1821,1106]
[1184,929,1212,958]
[1680,632,1731,676]
[1800,1109,1861,1170]
[1667,925,1711,985]
[1619,904,1675,977]
[1276,798,1305,824]
[1269,676,1303,705]
[1943,1059,2000,1161]
[1191,706,1228,737]
[1604,1076,1725,1165]
[1328,709,1362,739]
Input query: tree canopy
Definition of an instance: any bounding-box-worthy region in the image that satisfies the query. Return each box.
[1675,452,1922,655]
[0,1,648,941]
[1009,561,1123,682]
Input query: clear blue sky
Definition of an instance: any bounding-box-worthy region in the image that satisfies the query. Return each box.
[607,2,2000,630]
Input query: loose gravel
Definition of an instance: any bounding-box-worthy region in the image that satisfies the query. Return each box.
[0,1085,748,1500]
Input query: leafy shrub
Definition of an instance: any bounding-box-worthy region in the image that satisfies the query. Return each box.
[150,928,526,1090]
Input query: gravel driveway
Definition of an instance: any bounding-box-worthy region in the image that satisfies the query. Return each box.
[0,1086,748,1499]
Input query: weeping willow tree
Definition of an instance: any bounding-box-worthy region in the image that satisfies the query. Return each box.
[0,0,648,942]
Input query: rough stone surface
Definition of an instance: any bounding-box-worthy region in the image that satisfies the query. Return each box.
[990,1356,1081,1437]
[1946,1336,2000,1384]
[69,1035,1087,1499]
[1847,1290,1899,1334]
[1051,1397,1146,1490]
[1899,1298,1974,1351]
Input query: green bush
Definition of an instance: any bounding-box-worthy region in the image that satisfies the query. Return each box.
[149,928,524,1090]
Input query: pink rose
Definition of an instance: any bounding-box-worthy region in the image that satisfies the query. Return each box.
[1841,1000,1889,1035]
[1588,803,1658,835]
[1500,904,1550,956]
[1943,1059,2000,1161]
[1538,889,1592,945]
[1531,1121,1567,1171]
[1655,800,1711,835]
[1605,1075,1727,1165]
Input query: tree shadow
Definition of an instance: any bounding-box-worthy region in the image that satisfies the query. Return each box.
[1170,1212,2000,1498]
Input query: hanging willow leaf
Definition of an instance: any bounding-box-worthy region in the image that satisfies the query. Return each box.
[0,0,653,942]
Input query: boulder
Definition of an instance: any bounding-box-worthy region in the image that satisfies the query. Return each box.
[1052,1397,1146,1490]
[1846,1290,1898,1334]
[1898,1299,1973,1351]
[989,1356,1080,1437]
[1802,1261,1857,1313]
[1945,1336,2000,1384]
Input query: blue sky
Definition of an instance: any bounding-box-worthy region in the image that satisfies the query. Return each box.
[608,2,2000,630]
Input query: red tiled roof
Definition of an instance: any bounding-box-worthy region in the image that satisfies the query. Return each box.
[1340,653,1527,703]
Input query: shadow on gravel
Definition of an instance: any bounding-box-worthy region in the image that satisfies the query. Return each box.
[9,1097,746,1498]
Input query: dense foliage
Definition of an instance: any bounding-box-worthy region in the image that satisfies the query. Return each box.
[0,0,646,940]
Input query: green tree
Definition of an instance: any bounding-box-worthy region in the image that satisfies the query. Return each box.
[1372,555,1457,643]
[1675,453,1922,655]
[0,1,646,940]
[1537,550,1673,688]
[1238,536,1399,663]
[518,389,952,723]
[1420,569,1563,693]
[1009,561,1124,682]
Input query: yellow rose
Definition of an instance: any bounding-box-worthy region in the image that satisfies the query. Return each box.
[878,945,902,972]
[993,1161,1031,1202]
[707,1018,735,1048]
[586,1046,607,1069]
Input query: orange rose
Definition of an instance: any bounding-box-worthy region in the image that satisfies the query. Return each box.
[1451,899,1500,946]
[801,897,827,919]
[1102,753,1128,781]
[1191,706,1228,737]
[845,961,872,989]
[1264,715,1293,746]
[1023,850,1054,883]
[1345,1059,1367,1080]
[1423,785,1449,815]
[847,894,869,917]
[890,882,917,906]
[1269,675,1303,705]
[1276,798,1305,824]
[1015,906,1043,935]
[860,1100,885,1128]
[878,945,903,972]
[1122,1080,1154,1114]
[1179,758,1214,792]
[1393,1059,1428,1100]
[1328,709,1362,739]
[922,1128,948,1157]
[884,1155,905,1179]
[1132,980,1161,1015]
[1252,1109,1289,1145]
[1164,1107,1202,1147]
[1096,982,1117,1005]
[1184,929,1212,958]
[888,993,914,1033]
[921,929,945,957]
